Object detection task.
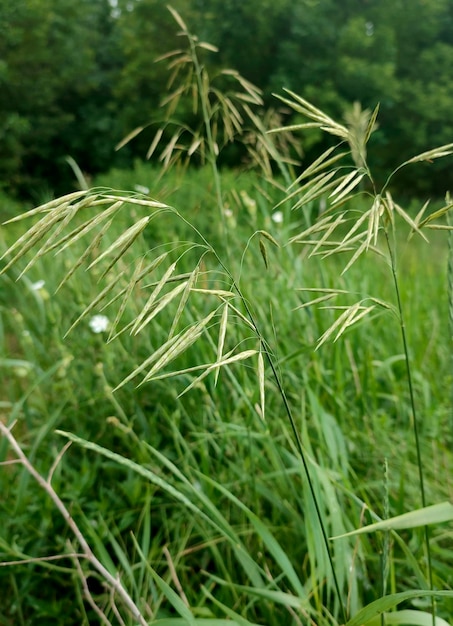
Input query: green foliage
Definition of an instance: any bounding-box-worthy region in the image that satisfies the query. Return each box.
[2,0,453,197]
[0,0,122,197]
[1,8,453,626]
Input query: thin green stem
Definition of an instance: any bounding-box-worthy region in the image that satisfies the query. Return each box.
[447,208,453,436]
[188,36,229,256]
[175,209,347,622]
[384,229,435,623]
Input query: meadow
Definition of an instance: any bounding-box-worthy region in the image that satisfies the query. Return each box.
[1,11,453,626]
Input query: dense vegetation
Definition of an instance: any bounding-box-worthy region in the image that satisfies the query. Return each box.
[2,0,453,199]
[1,5,453,626]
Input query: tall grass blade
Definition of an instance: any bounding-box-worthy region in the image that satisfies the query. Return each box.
[331,502,453,539]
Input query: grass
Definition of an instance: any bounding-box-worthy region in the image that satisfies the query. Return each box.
[1,7,453,626]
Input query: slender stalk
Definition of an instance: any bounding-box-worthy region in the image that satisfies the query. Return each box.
[447,208,453,436]
[0,422,148,626]
[188,35,229,256]
[173,206,347,622]
[178,36,344,615]
[384,229,435,623]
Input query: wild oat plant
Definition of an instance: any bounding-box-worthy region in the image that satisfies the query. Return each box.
[1,8,453,626]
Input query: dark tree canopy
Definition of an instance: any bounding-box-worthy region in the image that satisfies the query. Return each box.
[1,0,453,197]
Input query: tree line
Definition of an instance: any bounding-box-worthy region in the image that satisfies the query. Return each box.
[1,0,453,199]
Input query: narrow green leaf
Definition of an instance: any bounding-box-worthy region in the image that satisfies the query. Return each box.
[345,590,453,626]
[202,586,262,626]
[207,574,307,610]
[148,568,196,626]
[364,609,451,626]
[331,502,453,539]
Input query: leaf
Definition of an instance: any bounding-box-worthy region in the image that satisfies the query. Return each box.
[345,590,453,626]
[363,609,451,626]
[147,568,196,626]
[331,501,453,539]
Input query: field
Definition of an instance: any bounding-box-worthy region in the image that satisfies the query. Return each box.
[1,157,453,625]
[1,25,453,625]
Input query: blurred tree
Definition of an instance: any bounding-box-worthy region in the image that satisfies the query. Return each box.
[0,0,121,198]
[112,0,194,158]
[2,0,453,197]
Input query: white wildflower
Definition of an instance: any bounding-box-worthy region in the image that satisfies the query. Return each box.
[89,314,110,334]
[31,279,45,291]
[271,211,284,224]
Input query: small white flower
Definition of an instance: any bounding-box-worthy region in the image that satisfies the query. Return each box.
[223,207,233,218]
[31,279,45,291]
[134,184,150,195]
[271,211,284,224]
[89,314,110,334]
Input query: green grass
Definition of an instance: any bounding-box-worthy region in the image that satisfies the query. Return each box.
[1,11,453,625]
[0,173,452,624]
